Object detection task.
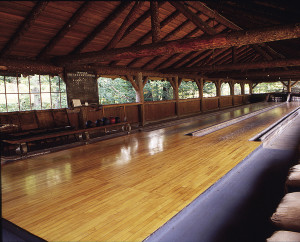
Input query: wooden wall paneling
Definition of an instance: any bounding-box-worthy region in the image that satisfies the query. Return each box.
[52,109,70,127]
[35,110,55,129]
[178,99,201,115]
[67,110,80,129]
[125,104,140,124]
[18,111,39,131]
[144,101,176,122]
[103,106,125,121]
[219,96,233,108]
[87,108,103,123]
[234,95,244,106]
[202,97,219,112]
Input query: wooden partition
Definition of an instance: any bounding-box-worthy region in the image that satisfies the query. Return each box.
[0,95,254,132]
[234,95,244,106]
[202,97,219,112]
[219,96,233,109]
[178,98,201,116]
[144,100,176,122]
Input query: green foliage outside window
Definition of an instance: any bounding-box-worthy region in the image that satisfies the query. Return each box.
[244,84,250,94]
[144,80,173,101]
[178,81,199,99]
[253,82,284,94]
[98,77,136,105]
[0,74,67,112]
[203,82,216,97]
[234,83,242,95]
[221,82,231,96]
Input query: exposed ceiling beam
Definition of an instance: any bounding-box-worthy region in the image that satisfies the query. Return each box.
[150,1,161,43]
[70,1,132,54]
[121,2,165,42]
[55,23,300,66]
[104,1,144,50]
[185,1,241,30]
[207,70,300,79]
[0,58,63,74]
[173,58,300,72]
[170,1,217,35]
[37,1,91,59]
[0,1,48,57]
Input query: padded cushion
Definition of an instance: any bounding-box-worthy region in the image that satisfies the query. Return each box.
[267,230,300,242]
[286,164,300,187]
[271,192,300,232]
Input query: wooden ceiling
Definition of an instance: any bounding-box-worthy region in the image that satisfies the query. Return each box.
[0,1,299,82]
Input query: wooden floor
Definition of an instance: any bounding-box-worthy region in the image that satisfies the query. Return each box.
[2,102,299,241]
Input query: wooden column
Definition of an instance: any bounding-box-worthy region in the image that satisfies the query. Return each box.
[172,76,180,117]
[195,78,203,112]
[287,80,292,92]
[135,72,145,126]
[240,82,245,95]
[215,79,221,109]
[229,81,235,106]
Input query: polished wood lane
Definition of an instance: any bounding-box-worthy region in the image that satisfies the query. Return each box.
[2,102,299,241]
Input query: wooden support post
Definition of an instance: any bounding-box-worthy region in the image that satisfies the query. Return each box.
[240,82,245,95]
[287,80,292,92]
[136,72,145,126]
[172,76,180,117]
[215,79,222,109]
[195,78,203,112]
[229,81,235,106]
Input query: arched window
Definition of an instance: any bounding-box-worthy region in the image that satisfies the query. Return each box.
[221,82,231,96]
[144,79,173,101]
[97,77,136,104]
[178,81,199,99]
[253,82,284,94]
[244,84,250,94]
[0,74,67,112]
[203,82,216,97]
[234,83,242,95]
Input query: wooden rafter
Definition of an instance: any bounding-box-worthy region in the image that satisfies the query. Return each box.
[185,1,240,30]
[0,1,48,57]
[174,58,300,72]
[38,1,91,59]
[55,23,300,66]
[208,70,300,79]
[170,1,217,35]
[142,18,205,69]
[121,2,164,42]
[126,10,181,67]
[70,1,132,54]
[104,1,144,50]
[150,1,161,43]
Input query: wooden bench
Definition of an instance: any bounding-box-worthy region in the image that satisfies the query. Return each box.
[2,122,131,155]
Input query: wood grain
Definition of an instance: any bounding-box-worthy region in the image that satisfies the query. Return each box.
[2,102,299,241]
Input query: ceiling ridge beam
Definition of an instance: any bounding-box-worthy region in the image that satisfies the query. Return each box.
[55,23,300,66]
[70,1,132,55]
[37,1,91,59]
[104,1,145,50]
[0,1,48,57]
[170,1,217,35]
